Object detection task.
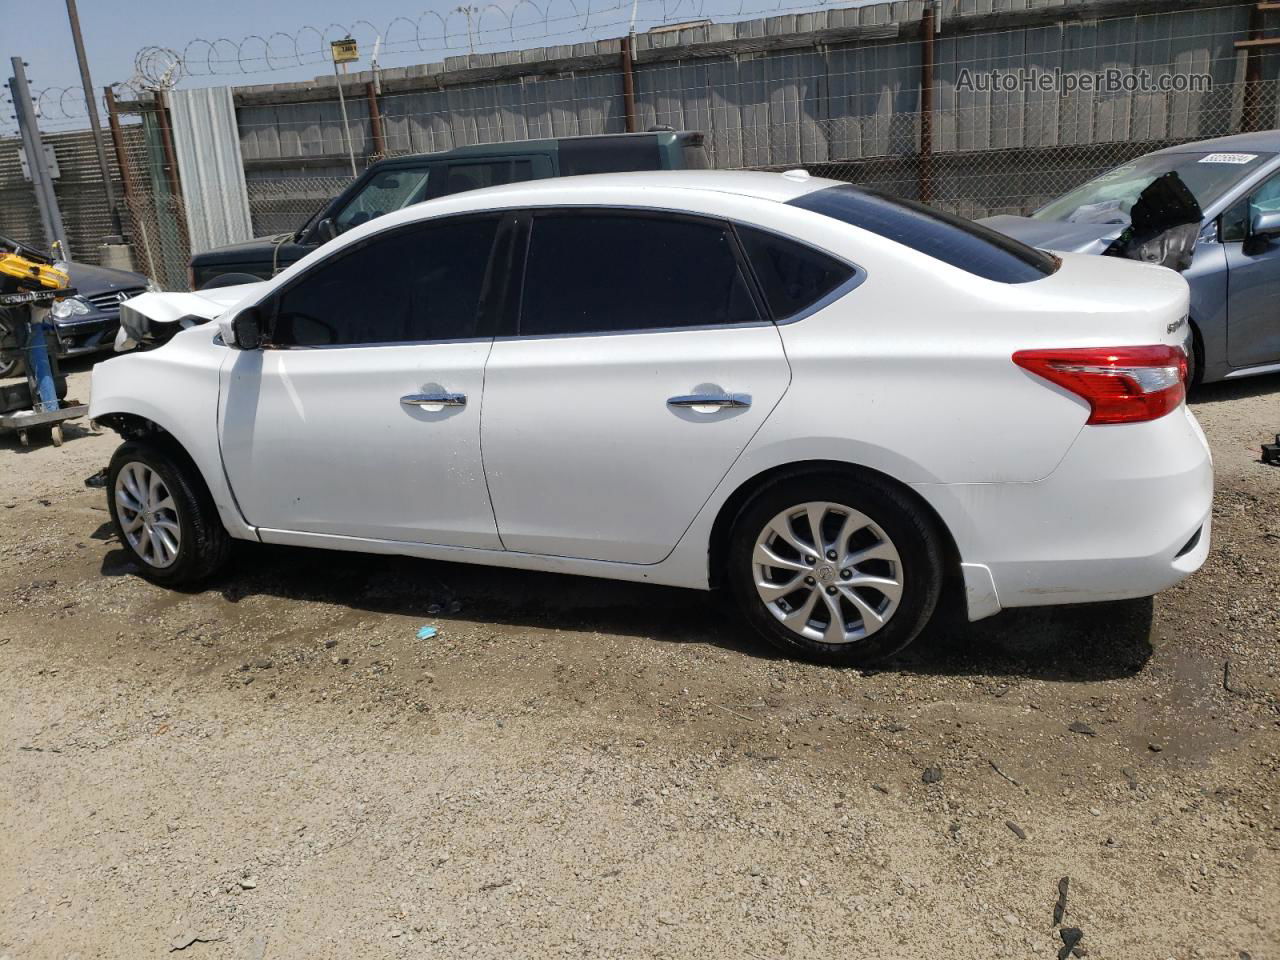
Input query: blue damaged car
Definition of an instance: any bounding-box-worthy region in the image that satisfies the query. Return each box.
[983,130,1280,385]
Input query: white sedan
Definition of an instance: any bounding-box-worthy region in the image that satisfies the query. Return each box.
[89,171,1212,664]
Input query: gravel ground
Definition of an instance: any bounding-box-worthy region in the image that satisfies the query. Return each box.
[1,360,1277,960]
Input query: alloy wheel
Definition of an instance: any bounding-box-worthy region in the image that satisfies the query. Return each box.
[752,501,903,644]
[114,461,182,568]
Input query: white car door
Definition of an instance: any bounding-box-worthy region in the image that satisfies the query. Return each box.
[219,214,505,547]
[481,210,792,564]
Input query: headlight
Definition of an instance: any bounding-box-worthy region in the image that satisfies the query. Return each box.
[146,279,161,293]
[51,296,91,320]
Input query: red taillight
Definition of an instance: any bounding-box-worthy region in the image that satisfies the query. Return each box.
[1012,345,1187,425]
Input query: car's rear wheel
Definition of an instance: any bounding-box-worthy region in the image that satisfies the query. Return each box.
[1186,321,1204,389]
[107,439,231,584]
[726,473,944,665]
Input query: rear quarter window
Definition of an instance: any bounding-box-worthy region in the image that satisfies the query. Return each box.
[736,225,854,320]
[559,136,661,176]
[789,184,1058,283]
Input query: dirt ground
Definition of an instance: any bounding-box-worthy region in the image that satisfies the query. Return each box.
[0,359,1277,960]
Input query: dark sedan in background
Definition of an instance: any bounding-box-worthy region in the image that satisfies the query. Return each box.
[0,242,153,379]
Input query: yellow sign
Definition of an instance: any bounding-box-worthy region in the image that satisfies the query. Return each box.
[331,38,359,64]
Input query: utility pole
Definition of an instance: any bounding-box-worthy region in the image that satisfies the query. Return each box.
[329,38,361,178]
[8,57,69,257]
[65,0,122,239]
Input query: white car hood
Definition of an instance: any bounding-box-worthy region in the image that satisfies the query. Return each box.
[125,281,268,323]
[115,281,268,351]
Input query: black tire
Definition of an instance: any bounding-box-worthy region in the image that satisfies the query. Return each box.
[0,310,24,380]
[199,272,264,290]
[106,438,231,585]
[1185,323,1204,390]
[725,471,945,666]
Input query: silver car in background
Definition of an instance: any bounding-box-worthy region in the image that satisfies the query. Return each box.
[983,130,1280,385]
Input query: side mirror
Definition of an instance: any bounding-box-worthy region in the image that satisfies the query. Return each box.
[231,307,264,350]
[316,218,338,243]
[1250,209,1280,239]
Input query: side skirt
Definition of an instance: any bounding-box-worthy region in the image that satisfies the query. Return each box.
[255,527,709,590]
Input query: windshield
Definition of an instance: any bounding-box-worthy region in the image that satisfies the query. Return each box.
[333,166,433,233]
[1033,150,1274,224]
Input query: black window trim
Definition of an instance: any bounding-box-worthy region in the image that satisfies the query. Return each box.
[259,210,508,350]
[501,205,864,341]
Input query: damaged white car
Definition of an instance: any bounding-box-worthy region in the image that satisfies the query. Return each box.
[89,171,1212,665]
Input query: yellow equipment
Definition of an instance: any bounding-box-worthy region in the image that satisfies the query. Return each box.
[0,252,69,293]
[0,244,83,447]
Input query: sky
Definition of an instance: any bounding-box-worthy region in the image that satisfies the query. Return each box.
[2,0,851,136]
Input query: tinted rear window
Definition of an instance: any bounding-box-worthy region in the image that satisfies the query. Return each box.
[520,213,759,336]
[432,159,533,198]
[560,136,661,176]
[737,225,854,319]
[789,184,1058,283]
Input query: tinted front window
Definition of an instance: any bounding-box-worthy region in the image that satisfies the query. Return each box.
[790,184,1057,283]
[272,217,499,346]
[737,225,853,319]
[559,136,661,176]
[520,213,759,336]
[432,159,533,198]
[335,166,432,232]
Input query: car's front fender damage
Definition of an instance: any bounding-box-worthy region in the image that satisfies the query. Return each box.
[114,283,268,352]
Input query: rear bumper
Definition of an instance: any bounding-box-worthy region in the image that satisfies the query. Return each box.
[916,405,1213,619]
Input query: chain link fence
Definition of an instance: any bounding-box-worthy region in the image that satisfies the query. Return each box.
[233,79,1279,247]
[0,127,132,265]
[4,2,1277,289]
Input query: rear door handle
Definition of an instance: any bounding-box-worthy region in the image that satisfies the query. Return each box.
[401,392,466,407]
[667,392,752,409]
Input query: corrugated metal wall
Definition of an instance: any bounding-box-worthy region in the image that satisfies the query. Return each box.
[15,0,1271,276]
[228,1,1280,188]
[168,87,254,255]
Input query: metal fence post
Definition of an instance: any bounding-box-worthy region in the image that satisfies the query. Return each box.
[333,68,359,177]
[620,36,637,134]
[8,57,69,257]
[65,0,122,240]
[919,3,936,206]
[365,81,386,159]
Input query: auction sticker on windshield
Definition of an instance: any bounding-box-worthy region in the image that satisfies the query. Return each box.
[1199,153,1258,164]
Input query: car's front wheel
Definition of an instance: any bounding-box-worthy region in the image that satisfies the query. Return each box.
[726,473,944,665]
[107,439,231,584]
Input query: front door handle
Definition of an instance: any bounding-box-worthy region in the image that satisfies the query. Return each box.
[401,392,466,407]
[667,392,752,410]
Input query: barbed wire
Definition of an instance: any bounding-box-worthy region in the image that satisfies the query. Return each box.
[2,0,840,130]
[0,0,1252,132]
[121,0,869,89]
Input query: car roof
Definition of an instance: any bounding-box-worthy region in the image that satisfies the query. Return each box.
[436,169,836,207]
[1150,128,1280,156]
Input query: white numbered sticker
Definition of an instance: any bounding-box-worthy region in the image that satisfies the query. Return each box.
[1198,152,1258,164]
